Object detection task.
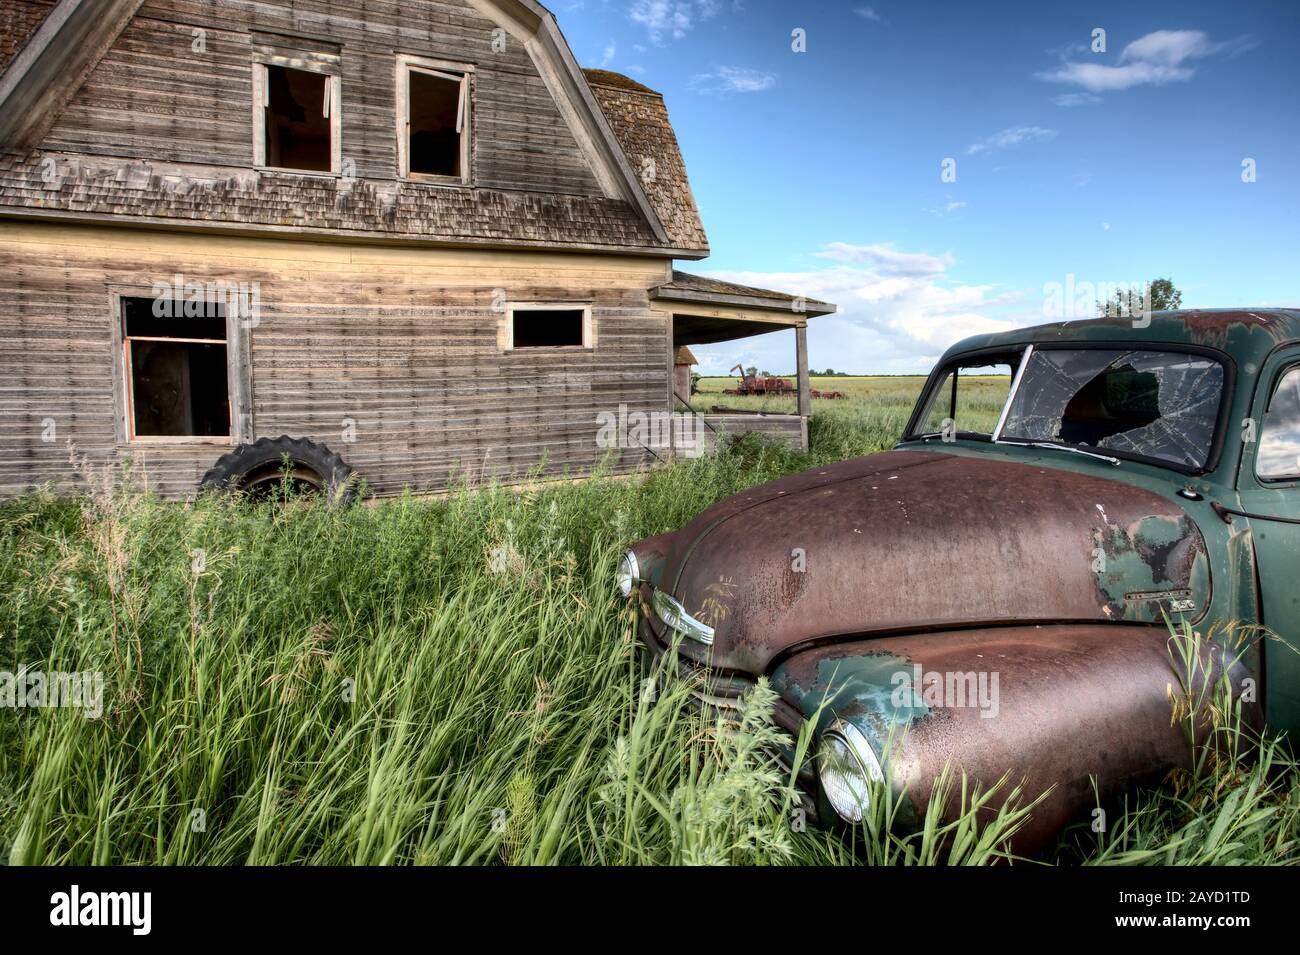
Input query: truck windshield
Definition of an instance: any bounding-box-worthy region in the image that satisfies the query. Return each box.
[995,348,1225,470]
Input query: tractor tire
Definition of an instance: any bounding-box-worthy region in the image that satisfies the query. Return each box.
[199,436,357,504]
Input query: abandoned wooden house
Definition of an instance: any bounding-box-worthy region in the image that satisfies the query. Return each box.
[0,0,835,499]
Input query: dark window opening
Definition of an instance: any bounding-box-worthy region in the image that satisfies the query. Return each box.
[408,68,465,178]
[123,296,230,438]
[264,64,332,171]
[512,309,585,348]
[1058,363,1162,445]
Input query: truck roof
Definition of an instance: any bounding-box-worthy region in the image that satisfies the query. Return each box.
[944,308,1300,368]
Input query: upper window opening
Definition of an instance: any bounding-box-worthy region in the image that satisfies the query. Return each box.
[409,70,464,176]
[510,308,588,348]
[259,63,336,172]
[1257,367,1300,481]
[400,58,469,180]
[122,296,230,439]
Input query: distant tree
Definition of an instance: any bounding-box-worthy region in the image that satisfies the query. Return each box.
[1097,277,1183,318]
[745,366,758,377]
[824,368,835,376]
[690,372,700,395]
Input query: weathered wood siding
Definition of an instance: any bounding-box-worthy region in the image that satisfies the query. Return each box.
[698,413,805,453]
[0,220,674,498]
[0,1,674,253]
[36,0,603,197]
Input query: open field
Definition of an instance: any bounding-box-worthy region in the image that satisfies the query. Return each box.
[691,374,1011,446]
[0,401,1296,866]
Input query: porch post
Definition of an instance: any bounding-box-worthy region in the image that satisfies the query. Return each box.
[795,322,812,418]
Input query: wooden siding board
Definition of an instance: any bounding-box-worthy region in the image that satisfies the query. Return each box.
[34,0,610,210]
[0,222,678,497]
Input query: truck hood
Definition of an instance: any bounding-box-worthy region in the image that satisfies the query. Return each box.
[647,449,1211,674]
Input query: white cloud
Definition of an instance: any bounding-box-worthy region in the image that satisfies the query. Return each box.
[854,6,883,23]
[1037,29,1257,94]
[922,197,967,217]
[689,245,1032,375]
[690,65,776,95]
[630,0,723,44]
[966,125,1057,155]
[598,41,616,68]
[1053,92,1101,107]
[814,242,953,275]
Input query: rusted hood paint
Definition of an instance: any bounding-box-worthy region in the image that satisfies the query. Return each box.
[770,624,1261,855]
[652,450,1211,673]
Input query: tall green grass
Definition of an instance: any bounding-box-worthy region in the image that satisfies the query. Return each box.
[0,409,1295,865]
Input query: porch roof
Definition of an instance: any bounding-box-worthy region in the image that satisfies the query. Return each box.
[653,270,836,346]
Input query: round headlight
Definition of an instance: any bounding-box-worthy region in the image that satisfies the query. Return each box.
[817,719,884,823]
[617,549,640,597]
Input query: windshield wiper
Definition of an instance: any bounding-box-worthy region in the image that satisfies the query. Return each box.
[995,439,1121,466]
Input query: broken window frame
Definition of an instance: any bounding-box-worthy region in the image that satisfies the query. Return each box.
[396,54,473,184]
[503,303,593,351]
[990,342,1232,474]
[907,341,1234,475]
[252,52,343,175]
[109,288,252,447]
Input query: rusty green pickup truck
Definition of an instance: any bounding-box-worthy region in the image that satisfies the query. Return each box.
[620,308,1300,853]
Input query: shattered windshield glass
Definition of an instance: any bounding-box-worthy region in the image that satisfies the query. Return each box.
[997,348,1225,469]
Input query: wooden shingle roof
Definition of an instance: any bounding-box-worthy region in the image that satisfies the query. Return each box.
[0,0,55,75]
[656,270,836,315]
[0,1,690,256]
[583,70,709,255]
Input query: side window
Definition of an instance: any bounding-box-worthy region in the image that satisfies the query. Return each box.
[506,305,591,349]
[1257,367,1300,481]
[398,56,471,182]
[121,296,230,439]
[254,54,341,173]
[917,361,1014,437]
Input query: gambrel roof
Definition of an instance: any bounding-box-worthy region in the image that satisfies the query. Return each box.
[0,0,709,257]
[584,69,709,253]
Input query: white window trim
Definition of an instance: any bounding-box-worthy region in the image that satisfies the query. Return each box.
[504,303,593,351]
[396,54,473,184]
[252,55,343,176]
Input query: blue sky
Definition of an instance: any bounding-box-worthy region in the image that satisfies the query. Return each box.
[555,0,1300,374]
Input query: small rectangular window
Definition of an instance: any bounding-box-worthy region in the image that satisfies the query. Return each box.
[509,307,589,349]
[122,296,230,439]
[257,62,337,172]
[398,57,469,181]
